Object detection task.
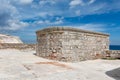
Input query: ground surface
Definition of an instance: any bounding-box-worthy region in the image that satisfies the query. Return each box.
[0,49,120,80]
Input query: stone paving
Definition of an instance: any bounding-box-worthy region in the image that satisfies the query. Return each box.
[0,49,120,80]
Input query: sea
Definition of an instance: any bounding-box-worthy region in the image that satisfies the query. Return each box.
[110,45,120,50]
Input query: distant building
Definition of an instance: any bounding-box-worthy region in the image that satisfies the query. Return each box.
[0,34,23,43]
[36,27,109,62]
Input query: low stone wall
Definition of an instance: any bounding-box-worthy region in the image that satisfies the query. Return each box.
[0,43,36,50]
[105,50,120,59]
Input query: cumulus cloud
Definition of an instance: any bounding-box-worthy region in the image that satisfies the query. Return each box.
[75,10,81,15]
[1,0,120,44]
[69,0,96,8]
[69,0,84,7]
[4,20,29,30]
[19,0,33,4]
[73,24,106,32]
[39,0,56,6]
[69,0,120,16]
[0,0,29,31]
[34,19,63,25]
[1,0,120,31]
[69,0,105,16]
[88,0,96,4]
[24,15,64,27]
[38,12,54,18]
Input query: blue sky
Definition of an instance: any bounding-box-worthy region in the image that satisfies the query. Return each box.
[0,0,120,45]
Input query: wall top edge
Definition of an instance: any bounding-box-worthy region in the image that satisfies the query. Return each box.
[36,27,109,36]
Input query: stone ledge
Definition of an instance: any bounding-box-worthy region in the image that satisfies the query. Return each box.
[36,27,109,36]
[0,43,36,50]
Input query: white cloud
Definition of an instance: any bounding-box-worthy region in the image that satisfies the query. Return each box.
[88,0,96,4]
[69,2,107,16]
[0,0,17,14]
[56,17,64,21]
[39,0,56,6]
[69,0,95,8]
[37,21,44,24]
[53,20,63,24]
[69,0,84,7]
[8,0,120,19]
[0,0,29,31]
[73,24,106,32]
[38,12,53,18]
[38,12,48,17]
[0,19,29,31]
[35,19,63,25]
[75,10,81,15]
[33,16,64,26]
[0,0,120,32]
[19,0,33,4]
[7,20,29,30]
[69,0,96,7]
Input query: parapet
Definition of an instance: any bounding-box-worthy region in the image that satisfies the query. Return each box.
[36,27,109,36]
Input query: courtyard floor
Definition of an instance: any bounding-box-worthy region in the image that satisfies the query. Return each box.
[0,49,120,80]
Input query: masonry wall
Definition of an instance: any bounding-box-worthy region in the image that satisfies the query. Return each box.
[105,50,120,59]
[0,43,36,50]
[36,27,109,62]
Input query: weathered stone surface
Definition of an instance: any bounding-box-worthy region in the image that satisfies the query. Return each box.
[0,43,36,50]
[105,50,120,58]
[0,49,120,80]
[36,27,109,62]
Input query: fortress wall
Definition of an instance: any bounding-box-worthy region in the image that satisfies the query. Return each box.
[36,27,109,62]
[105,50,120,59]
[0,43,36,50]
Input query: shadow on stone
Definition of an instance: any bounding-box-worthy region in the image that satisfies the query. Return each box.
[106,67,120,80]
[33,53,37,55]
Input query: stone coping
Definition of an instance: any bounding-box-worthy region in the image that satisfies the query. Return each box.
[36,27,109,36]
[0,43,36,50]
